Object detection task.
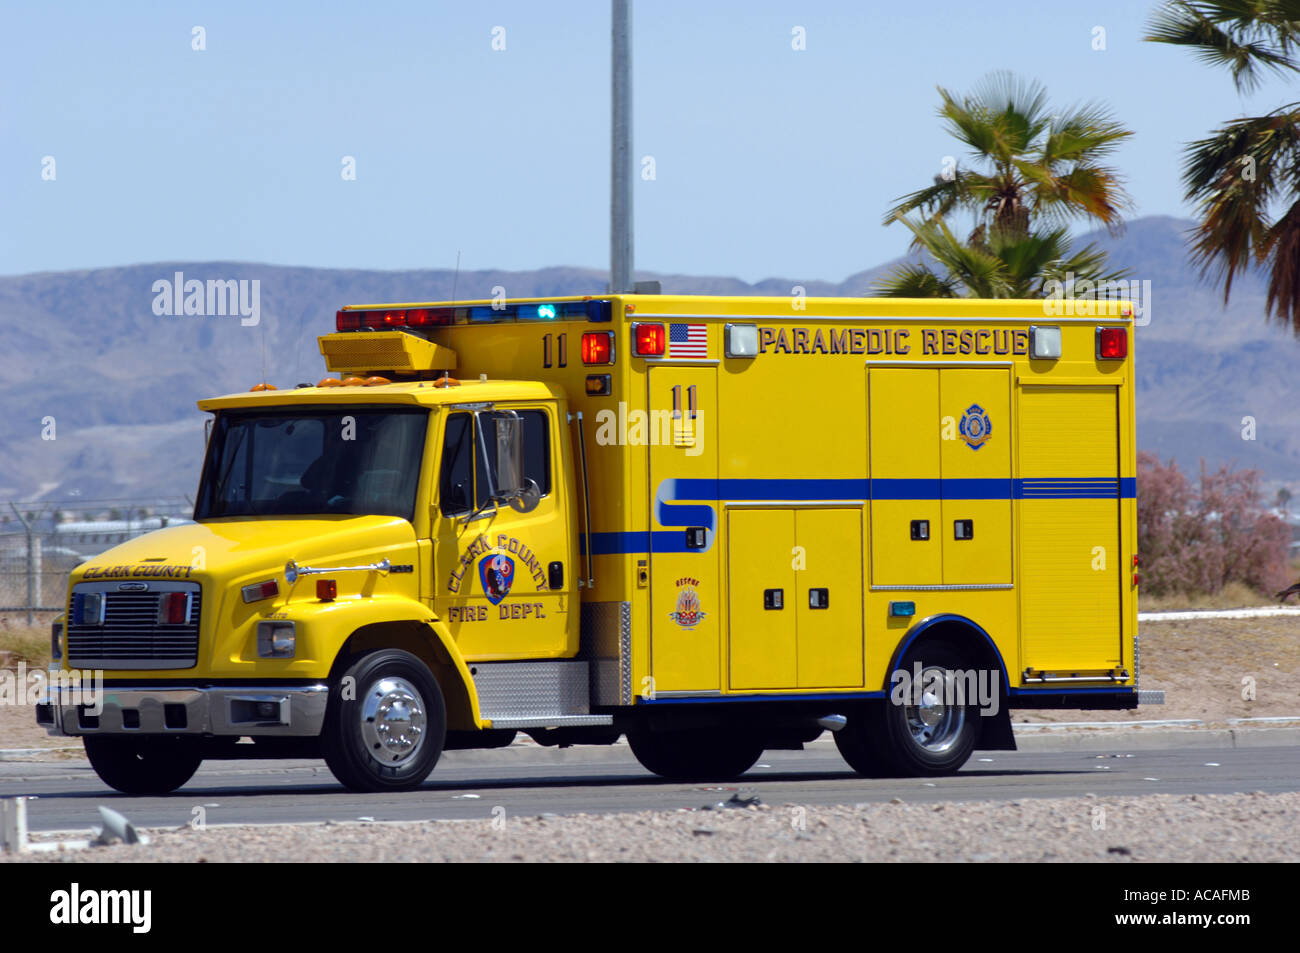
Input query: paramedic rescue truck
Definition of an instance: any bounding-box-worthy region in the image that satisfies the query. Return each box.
[39,294,1155,794]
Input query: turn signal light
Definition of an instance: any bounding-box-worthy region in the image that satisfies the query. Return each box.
[158,591,190,624]
[242,579,280,604]
[316,579,337,602]
[582,331,614,365]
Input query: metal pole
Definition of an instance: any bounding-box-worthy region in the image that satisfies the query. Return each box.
[10,504,33,626]
[610,0,633,292]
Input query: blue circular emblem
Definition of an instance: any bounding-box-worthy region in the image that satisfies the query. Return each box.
[958,404,992,450]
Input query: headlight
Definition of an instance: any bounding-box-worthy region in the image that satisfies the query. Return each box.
[256,621,296,658]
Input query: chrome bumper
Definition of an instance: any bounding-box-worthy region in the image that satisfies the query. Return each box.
[37,684,329,737]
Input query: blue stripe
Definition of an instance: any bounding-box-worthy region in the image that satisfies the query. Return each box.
[639,686,1138,702]
[637,688,1137,705]
[871,478,942,500]
[639,691,888,705]
[582,531,702,555]
[579,476,1135,555]
[664,477,1131,503]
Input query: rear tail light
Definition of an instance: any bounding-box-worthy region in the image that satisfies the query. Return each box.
[632,323,666,357]
[158,591,191,625]
[1097,326,1127,359]
[582,331,615,365]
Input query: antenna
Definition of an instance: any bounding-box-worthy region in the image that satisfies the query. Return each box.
[451,250,462,304]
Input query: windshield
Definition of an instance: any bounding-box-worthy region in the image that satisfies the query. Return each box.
[196,408,428,520]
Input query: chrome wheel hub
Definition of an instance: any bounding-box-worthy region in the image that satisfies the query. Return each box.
[360,677,427,767]
[904,665,966,754]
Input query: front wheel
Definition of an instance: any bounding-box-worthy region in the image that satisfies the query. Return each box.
[83,735,203,795]
[320,649,446,792]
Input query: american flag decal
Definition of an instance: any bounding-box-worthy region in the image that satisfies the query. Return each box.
[669,323,708,358]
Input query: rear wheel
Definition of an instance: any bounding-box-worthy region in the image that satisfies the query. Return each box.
[320,649,446,792]
[627,727,764,781]
[83,735,203,795]
[836,642,980,777]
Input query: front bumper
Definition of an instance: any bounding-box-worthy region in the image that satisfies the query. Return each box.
[37,684,329,737]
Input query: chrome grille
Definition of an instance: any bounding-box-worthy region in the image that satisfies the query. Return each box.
[66,582,201,669]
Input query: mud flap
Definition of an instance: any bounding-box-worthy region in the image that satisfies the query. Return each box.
[975,704,1016,751]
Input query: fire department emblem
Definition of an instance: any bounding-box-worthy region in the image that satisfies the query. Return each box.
[479,553,514,605]
[669,577,706,630]
[958,404,992,451]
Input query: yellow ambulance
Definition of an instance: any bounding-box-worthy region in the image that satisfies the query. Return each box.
[39,294,1153,793]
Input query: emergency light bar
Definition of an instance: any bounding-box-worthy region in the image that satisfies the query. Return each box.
[337,299,611,332]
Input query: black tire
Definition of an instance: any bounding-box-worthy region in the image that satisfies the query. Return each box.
[83,735,203,795]
[837,641,980,777]
[627,727,764,781]
[320,649,446,792]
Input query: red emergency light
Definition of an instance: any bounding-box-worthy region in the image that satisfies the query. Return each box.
[582,332,614,365]
[632,323,666,357]
[336,308,457,332]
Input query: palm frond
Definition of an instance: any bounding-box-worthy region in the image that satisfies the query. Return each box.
[873,263,962,298]
[1146,1,1300,92]
[882,171,985,228]
[1261,197,1300,330]
[1179,108,1300,302]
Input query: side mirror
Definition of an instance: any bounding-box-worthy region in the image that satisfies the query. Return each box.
[473,409,539,514]
[494,413,523,499]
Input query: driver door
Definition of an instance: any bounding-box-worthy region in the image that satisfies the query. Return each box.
[432,404,575,660]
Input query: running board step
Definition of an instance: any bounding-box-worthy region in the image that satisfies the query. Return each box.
[473,660,610,730]
[486,714,614,729]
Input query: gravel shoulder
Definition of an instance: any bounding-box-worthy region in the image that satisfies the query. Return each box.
[6,791,1296,863]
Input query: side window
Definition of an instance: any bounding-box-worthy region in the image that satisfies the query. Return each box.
[439,413,474,516]
[441,408,552,515]
[518,410,551,495]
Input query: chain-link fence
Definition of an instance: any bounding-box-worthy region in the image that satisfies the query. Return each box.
[0,499,194,623]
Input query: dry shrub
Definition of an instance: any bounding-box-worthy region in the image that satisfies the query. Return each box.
[1137,452,1291,597]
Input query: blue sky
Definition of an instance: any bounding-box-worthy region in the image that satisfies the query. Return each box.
[3,0,1297,284]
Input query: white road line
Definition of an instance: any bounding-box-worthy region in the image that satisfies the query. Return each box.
[1139,606,1300,621]
[1015,719,1204,730]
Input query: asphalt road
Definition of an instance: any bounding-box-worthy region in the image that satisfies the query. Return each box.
[3,741,1298,834]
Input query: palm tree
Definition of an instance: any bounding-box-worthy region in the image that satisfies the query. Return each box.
[1146,2,1300,330]
[884,71,1134,242]
[875,218,1129,298]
